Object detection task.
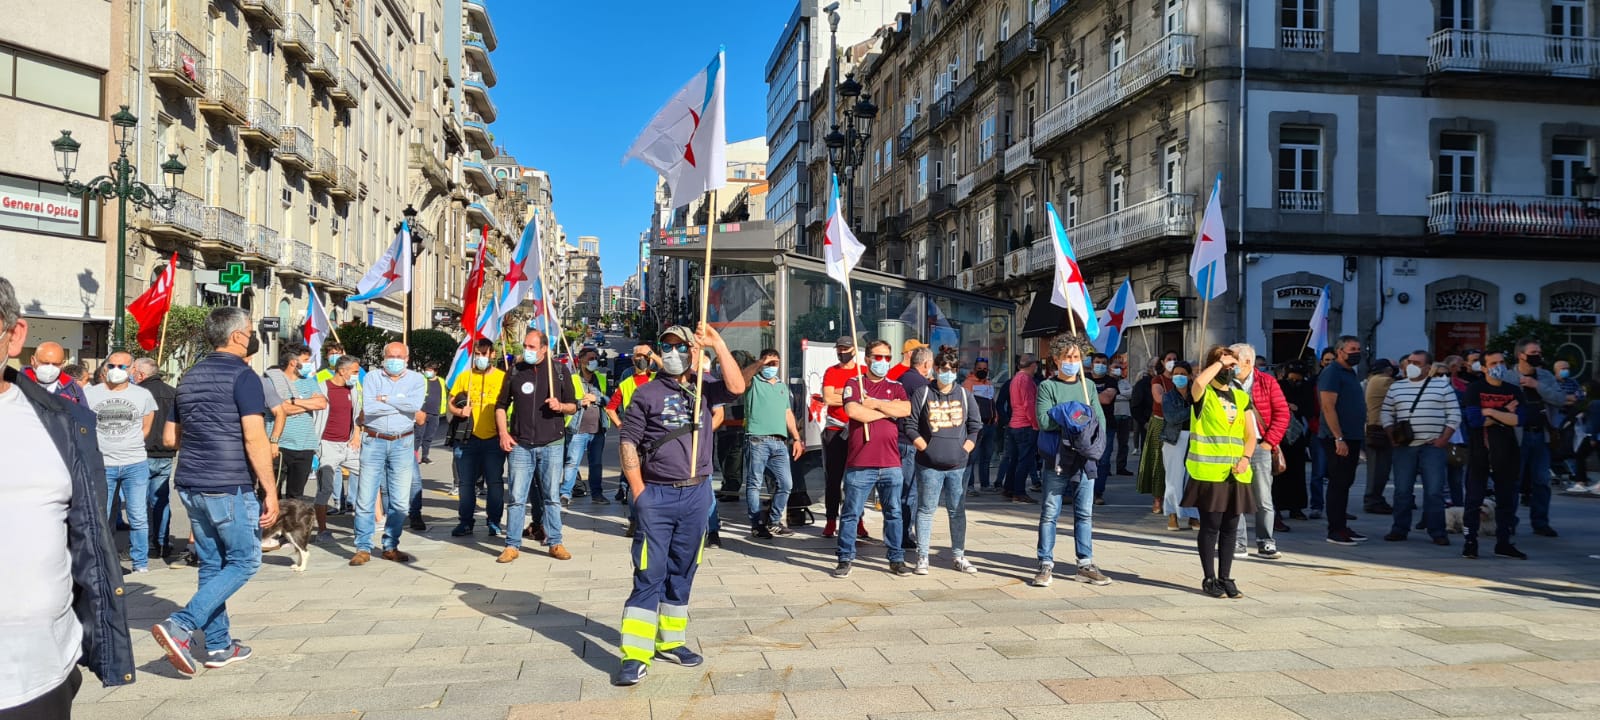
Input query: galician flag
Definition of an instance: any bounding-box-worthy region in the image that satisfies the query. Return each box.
[1307,283,1333,359]
[303,283,333,370]
[445,297,502,387]
[823,172,865,287]
[1093,277,1135,356]
[1047,202,1100,341]
[624,49,727,208]
[1189,173,1228,301]
[509,212,542,335]
[349,221,412,302]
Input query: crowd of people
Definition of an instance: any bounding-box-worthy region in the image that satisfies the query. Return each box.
[6,259,1595,702]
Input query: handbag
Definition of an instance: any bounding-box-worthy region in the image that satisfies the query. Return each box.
[1388,377,1430,446]
[1283,413,1307,446]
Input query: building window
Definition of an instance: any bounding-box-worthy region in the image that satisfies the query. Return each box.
[1277,126,1323,212]
[1025,85,1037,134]
[1000,8,1011,39]
[1,45,103,116]
[979,110,997,159]
[947,144,959,181]
[977,206,995,263]
[883,137,893,169]
[1437,132,1480,194]
[1066,66,1080,97]
[1066,192,1079,228]
[1552,0,1585,36]
[1023,193,1036,234]
[946,231,958,274]
[1110,34,1127,68]
[0,172,100,237]
[1110,170,1125,213]
[974,28,985,63]
[1550,137,1591,197]
[916,154,929,201]
[1166,0,1186,34]
[915,237,928,279]
[1281,0,1323,50]
[1164,143,1183,194]
[1438,0,1475,31]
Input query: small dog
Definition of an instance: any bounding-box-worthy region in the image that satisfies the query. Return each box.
[260,498,316,572]
[1444,498,1497,537]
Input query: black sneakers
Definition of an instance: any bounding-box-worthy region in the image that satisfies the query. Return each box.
[751,524,774,540]
[1493,544,1528,560]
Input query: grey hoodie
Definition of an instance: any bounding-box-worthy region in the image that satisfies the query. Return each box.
[906,383,982,470]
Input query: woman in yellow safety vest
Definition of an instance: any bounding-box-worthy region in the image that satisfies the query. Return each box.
[1182,345,1259,600]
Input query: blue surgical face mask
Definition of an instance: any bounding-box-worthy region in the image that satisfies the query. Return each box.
[1173,375,1190,389]
[1092,363,1107,376]
[585,360,599,372]
[760,366,779,381]
[1060,361,1082,378]
[1490,365,1513,382]
[869,360,891,377]
[936,370,957,386]
[522,349,539,365]
[1559,368,1571,379]
[327,353,341,366]
[383,358,406,375]
[297,364,313,379]
[473,355,490,371]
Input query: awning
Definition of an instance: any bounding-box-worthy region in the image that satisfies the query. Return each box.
[1019,280,1091,339]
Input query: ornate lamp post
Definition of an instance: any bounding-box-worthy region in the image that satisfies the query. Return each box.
[51,105,186,352]
[825,6,877,227]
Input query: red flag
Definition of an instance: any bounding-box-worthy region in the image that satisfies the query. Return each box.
[461,225,489,343]
[128,252,178,351]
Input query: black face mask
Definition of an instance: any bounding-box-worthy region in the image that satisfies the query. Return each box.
[633,357,651,371]
[837,352,854,364]
[1526,354,1545,368]
[974,370,989,380]
[245,334,260,357]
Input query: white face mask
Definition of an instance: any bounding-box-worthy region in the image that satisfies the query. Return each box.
[1405,364,1423,381]
[1164,360,1176,372]
[106,368,130,385]
[33,364,61,384]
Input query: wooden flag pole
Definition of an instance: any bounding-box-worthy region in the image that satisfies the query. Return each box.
[689,189,719,468]
[843,281,870,442]
[154,306,173,368]
[1062,304,1094,406]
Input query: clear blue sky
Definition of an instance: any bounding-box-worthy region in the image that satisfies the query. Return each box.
[490,1,794,289]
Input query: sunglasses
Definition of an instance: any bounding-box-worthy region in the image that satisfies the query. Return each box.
[869,354,893,361]
[661,342,690,353]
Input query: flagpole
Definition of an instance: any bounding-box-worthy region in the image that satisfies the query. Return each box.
[690,189,718,466]
[1062,303,1094,406]
[155,306,172,368]
[842,280,870,442]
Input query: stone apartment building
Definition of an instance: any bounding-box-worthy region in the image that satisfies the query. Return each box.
[803,0,1600,370]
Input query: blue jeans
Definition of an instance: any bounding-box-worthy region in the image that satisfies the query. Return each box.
[899,441,918,541]
[561,429,606,499]
[1391,444,1448,539]
[106,461,151,570]
[838,467,904,563]
[1005,427,1039,495]
[1037,468,1095,566]
[1309,434,1328,510]
[1522,430,1554,532]
[508,441,565,548]
[356,436,413,552]
[1096,425,1115,497]
[172,487,260,653]
[147,457,175,553]
[916,467,968,559]
[743,436,793,526]
[455,436,506,530]
[965,425,994,488]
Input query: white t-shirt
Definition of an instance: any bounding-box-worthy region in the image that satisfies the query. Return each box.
[0,383,81,707]
[83,383,158,466]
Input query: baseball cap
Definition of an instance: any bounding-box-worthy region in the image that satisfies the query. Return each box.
[902,338,928,354]
[834,336,856,349]
[1369,358,1397,375]
[660,325,695,344]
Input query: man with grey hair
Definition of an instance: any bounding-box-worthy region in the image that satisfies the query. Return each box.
[0,276,135,713]
[896,345,935,548]
[153,306,278,675]
[1230,343,1290,560]
[350,342,426,566]
[131,356,179,561]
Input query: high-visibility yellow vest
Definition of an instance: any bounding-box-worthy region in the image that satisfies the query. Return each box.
[1185,385,1253,484]
[617,372,653,411]
[566,371,609,427]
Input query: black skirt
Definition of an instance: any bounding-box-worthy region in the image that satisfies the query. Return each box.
[1181,474,1258,515]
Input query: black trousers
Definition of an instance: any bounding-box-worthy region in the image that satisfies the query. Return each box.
[1364,429,1394,509]
[1466,429,1520,545]
[1197,511,1242,580]
[1322,437,1363,535]
[0,667,80,719]
[822,427,848,521]
[276,448,317,499]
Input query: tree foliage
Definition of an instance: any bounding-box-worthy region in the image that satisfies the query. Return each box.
[1487,315,1565,357]
[407,328,458,370]
[121,306,215,371]
[336,321,401,367]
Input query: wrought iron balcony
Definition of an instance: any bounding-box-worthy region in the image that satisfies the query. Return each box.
[280,240,313,277]
[243,224,280,264]
[241,98,281,148]
[336,166,357,199]
[340,263,361,292]
[315,252,338,284]
[330,68,360,107]
[931,184,957,217]
[1427,30,1600,77]
[149,31,206,98]
[306,148,338,187]
[145,188,205,240]
[1073,192,1196,259]
[1428,192,1600,238]
[307,42,338,84]
[1001,22,1036,72]
[199,206,248,252]
[278,13,315,62]
[276,126,314,169]
[1034,34,1196,148]
[197,68,247,125]
[238,0,283,30]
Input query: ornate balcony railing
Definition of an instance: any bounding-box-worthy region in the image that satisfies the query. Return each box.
[238,0,283,30]
[1428,192,1600,237]
[278,13,315,61]
[1427,30,1600,76]
[1029,240,1053,273]
[1281,28,1325,51]
[974,260,998,288]
[315,252,338,283]
[245,224,280,263]
[281,240,313,276]
[146,188,205,237]
[201,206,248,250]
[1003,245,1031,278]
[198,68,247,123]
[1034,34,1196,147]
[1073,193,1197,259]
[242,98,281,147]
[1279,190,1324,214]
[1004,139,1034,176]
[956,171,978,202]
[148,31,206,97]
[276,126,314,168]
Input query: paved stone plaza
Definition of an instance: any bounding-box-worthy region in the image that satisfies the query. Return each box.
[77,447,1600,720]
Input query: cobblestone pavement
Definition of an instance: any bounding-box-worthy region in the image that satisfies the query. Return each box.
[77,446,1600,720]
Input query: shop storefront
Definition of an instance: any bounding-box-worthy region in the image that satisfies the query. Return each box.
[1259,271,1346,365]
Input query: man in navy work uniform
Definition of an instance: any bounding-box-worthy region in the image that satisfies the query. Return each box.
[614,323,746,687]
[152,306,280,675]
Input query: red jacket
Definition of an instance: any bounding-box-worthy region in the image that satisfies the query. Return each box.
[1247,368,1289,447]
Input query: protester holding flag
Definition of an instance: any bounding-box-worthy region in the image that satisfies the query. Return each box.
[450,338,508,538]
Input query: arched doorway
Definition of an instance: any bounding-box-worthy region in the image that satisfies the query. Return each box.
[1258,272,1343,365]
[1541,279,1600,381]
[1426,276,1498,358]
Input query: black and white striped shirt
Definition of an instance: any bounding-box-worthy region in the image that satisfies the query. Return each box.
[1380,377,1462,446]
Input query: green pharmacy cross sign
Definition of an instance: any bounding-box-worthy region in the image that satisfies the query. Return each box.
[220,262,253,293]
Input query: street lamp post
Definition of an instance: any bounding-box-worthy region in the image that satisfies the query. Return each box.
[50,105,186,352]
[824,5,877,228]
[400,204,422,332]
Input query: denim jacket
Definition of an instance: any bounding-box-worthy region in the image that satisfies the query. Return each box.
[4,367,136,687]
